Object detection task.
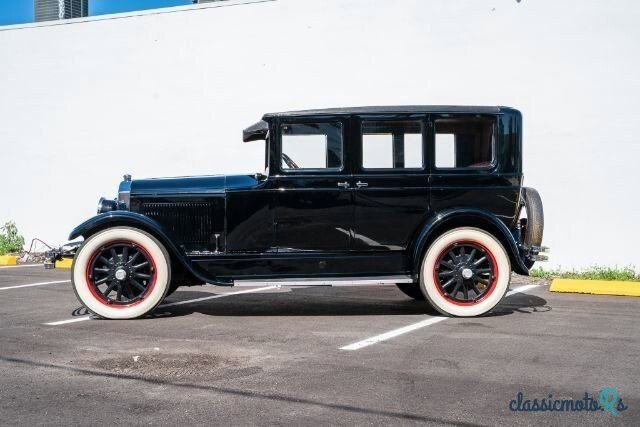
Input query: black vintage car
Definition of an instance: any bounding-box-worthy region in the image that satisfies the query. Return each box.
[67,106,546,319]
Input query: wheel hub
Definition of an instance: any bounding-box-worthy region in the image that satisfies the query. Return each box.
[114,268,127,281]
[87,242,156,305]
[434,242,496,304]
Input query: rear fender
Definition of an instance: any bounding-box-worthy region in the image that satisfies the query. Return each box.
[411,208,529,276]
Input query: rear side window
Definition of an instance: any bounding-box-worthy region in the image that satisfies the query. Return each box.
[361,121,423,169]
[435,118,495,168]
[281,122,343,171]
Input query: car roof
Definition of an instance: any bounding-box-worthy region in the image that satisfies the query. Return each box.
[263,105,516,118]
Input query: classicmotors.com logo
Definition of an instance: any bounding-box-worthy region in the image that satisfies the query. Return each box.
[509,388,628,416]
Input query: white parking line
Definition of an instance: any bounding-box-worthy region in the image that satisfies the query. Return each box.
[340,316,448,350]
[159,285,277,308]
[505,283,539,297]
[44,285,277,326]
[0,280,70,291]
[0,264,43,270]
[46,317,90,326]
[340,284,541,351]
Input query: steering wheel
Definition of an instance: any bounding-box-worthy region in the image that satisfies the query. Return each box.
[282,153,300,169]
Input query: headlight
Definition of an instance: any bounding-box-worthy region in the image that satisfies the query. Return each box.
[118,174,132,210]
[118,190,130,209]
[97,197,117,214]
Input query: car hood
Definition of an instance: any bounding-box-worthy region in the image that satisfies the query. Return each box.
[125,174,260,196]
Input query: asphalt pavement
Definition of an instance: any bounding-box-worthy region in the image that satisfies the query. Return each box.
[0,265,638,426]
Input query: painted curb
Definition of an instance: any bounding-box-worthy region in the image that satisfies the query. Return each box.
[0,256,18,266]
[55,258,73,269]
[550,278,640,297]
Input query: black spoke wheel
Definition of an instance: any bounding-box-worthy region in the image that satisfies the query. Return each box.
[433,242,497,305]
[86,242,156,306]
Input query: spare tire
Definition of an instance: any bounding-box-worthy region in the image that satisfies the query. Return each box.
[523,187,544,247]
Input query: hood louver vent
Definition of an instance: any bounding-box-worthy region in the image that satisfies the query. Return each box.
[140,201,221,251]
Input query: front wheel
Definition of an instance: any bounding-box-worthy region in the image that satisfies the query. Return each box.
[420,227,511,317]
[71,227,171,320]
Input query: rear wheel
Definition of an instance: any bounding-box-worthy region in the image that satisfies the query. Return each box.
[71,227,171,319]
[420,227,511,317]
[396,283,425,300]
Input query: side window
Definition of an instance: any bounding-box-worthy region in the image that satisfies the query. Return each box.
[435,118,495,168]
[281,122,343,171]
[361,121,423,169]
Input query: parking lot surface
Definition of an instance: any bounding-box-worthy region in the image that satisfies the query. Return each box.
[1,265,638,426]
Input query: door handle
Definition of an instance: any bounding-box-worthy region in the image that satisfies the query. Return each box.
[337,181,350,189]
[356,181,369,188]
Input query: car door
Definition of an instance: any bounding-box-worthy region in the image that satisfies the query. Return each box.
[429,114,518,219]
[270,118,353,252]
[352,117,430,252]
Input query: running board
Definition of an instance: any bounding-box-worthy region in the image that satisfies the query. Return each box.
[233,275,415,287]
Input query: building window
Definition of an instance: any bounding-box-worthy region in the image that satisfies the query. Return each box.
[281,122,343,171]
[361,121,423,169]
[435,118,495,169]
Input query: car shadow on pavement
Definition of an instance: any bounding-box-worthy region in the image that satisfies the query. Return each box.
[490,293,551,316]
[151,287,549,319]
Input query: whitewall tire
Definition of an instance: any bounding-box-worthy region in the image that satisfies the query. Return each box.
[71,227,171,320]
[420,227,510,317]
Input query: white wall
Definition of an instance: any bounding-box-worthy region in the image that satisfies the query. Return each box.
[1,0,639,270]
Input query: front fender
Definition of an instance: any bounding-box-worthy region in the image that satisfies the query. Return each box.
[68,211,228,285]
[412,208,529,276]
[70,211,167,241]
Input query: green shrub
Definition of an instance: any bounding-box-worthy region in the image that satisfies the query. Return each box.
[0,221,25,256]
[530,265,640,282]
